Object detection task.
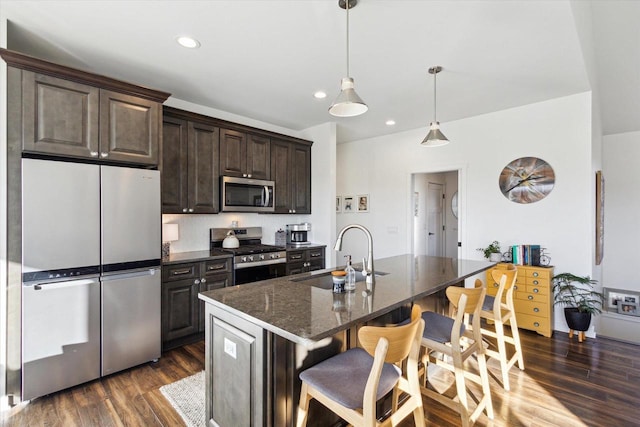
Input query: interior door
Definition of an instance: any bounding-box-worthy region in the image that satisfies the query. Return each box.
[427,183,444,257]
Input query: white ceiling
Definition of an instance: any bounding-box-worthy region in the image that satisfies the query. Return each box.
[1,0,637,143]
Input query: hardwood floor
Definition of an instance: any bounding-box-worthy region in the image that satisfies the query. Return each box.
[1,342,204,427]
[2,330,639,426]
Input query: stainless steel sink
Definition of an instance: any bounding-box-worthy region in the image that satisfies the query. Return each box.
[291,270,389,290]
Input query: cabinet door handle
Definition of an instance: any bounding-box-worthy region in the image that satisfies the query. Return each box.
[310,253,321,258]
[182,208,188,213]
[291,254,302,260]
[100,152,109,158]
[90,151,98,157]
[172,269,191,276]
[493,283,499,288]
[188,208,194,213]
[242,173,247,177]
[200,278,206,283]
[194,279,200,285]
[247,174,252,178]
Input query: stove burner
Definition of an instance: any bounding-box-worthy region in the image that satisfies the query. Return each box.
[210,227,287,270]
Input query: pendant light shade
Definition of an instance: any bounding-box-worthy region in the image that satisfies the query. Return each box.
[421,66,449,147]
[329,0,368,117]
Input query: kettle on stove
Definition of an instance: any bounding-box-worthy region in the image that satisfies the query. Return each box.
[222,230,240,248]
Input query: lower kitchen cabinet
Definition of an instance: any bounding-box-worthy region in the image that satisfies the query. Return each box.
[287,246,325,275]
[162,258,232,350]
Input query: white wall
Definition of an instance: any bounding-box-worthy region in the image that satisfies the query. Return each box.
[602,131,640,291]
[162,98,336,263]
[337,92,594,333]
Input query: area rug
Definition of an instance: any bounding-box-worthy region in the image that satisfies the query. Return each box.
[159,371,205,427]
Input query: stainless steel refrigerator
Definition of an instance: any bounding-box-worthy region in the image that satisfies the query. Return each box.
[22,158,161,400]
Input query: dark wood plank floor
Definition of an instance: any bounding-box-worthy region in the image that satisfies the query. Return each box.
[2,330,639,426]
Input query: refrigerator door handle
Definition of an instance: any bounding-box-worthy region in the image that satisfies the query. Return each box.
[100,268,159,281]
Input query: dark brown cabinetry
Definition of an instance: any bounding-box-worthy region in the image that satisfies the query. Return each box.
[161,258,232,350]
[19,65,164,166]
[161,114,220,214]
[219,130,270,180]
[271,139,312,214]
[286,246,325,275]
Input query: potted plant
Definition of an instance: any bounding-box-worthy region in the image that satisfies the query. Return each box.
[477,241,502,262]
[552,272,604,339]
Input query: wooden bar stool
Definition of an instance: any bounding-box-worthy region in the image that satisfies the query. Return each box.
[419,286,493,427]
[296,305,425,427]
[476,265,524,391]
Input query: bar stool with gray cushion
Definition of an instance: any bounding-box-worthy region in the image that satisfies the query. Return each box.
[476,265,524,391]
[420,285,493,427]
[296,305,425,427]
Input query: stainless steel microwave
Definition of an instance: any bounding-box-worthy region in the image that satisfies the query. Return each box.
[221,176,275,212]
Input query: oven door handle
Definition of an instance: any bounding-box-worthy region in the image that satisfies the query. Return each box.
[263,185,270,207]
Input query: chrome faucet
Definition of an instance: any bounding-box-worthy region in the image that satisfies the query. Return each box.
[334,224,375,288]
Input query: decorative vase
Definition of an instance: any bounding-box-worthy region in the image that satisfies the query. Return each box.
[489,252,502,262]
[564,307,592,331]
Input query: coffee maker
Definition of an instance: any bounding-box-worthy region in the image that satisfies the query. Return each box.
[286,223,311,246]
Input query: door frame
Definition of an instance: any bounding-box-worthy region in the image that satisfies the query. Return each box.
[408,164,466,258]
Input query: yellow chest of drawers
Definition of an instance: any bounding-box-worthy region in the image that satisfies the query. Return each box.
[486,263,554,337]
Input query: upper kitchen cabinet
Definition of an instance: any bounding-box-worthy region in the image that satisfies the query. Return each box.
[220,130,270,180]
[162,109,220,214]
[0,48,169,166]
[271,139,311,214]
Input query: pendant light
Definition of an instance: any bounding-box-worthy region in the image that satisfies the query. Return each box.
[329,0,368,117]
[421,66,449,147]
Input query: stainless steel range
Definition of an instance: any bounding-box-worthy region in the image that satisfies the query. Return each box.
[210,227,287,285]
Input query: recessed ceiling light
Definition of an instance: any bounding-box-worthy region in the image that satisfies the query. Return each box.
[314,91,327,99]
[176,36,200,49]
[385,120,396,126]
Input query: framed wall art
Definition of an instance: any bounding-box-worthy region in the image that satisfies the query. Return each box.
[343,196,354,213]
[596,170,604,265]
[357,194,369,212]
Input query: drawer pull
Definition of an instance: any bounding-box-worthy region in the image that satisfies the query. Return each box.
[208,264,225,271]
[533,272,539,277]
[493,283,499,288]
[172,268,191,276]
[310,253,321,258]
[533,288,539,293]
[514,285,518,290]
[528,295,533,300]
[534,322,540,327]
[291,255,303,260]
[533,280,539,285]
[534,307,539,313]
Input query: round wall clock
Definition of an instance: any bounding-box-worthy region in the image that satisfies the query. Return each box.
[499,157,555,204]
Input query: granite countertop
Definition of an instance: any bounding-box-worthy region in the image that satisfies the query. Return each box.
[199,254,495,346]
[162,249,232,265]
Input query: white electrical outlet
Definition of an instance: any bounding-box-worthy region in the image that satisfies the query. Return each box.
[224,337,237,359]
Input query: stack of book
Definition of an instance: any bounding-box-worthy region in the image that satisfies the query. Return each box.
[511,245,541,266]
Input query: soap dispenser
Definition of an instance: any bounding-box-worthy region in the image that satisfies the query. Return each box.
[344,255,356,291]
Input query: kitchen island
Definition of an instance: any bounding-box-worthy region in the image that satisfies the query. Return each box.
[199,254,495,426]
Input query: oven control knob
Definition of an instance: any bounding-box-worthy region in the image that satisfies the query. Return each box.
[259,254,265,260]
[241,256,248,262]
[249,256,254,262]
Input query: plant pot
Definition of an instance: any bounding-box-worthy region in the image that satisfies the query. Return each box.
[564,307,592,331]
[489,253,502,262]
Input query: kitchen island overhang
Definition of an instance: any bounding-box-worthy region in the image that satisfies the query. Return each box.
[199,254,495,426]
